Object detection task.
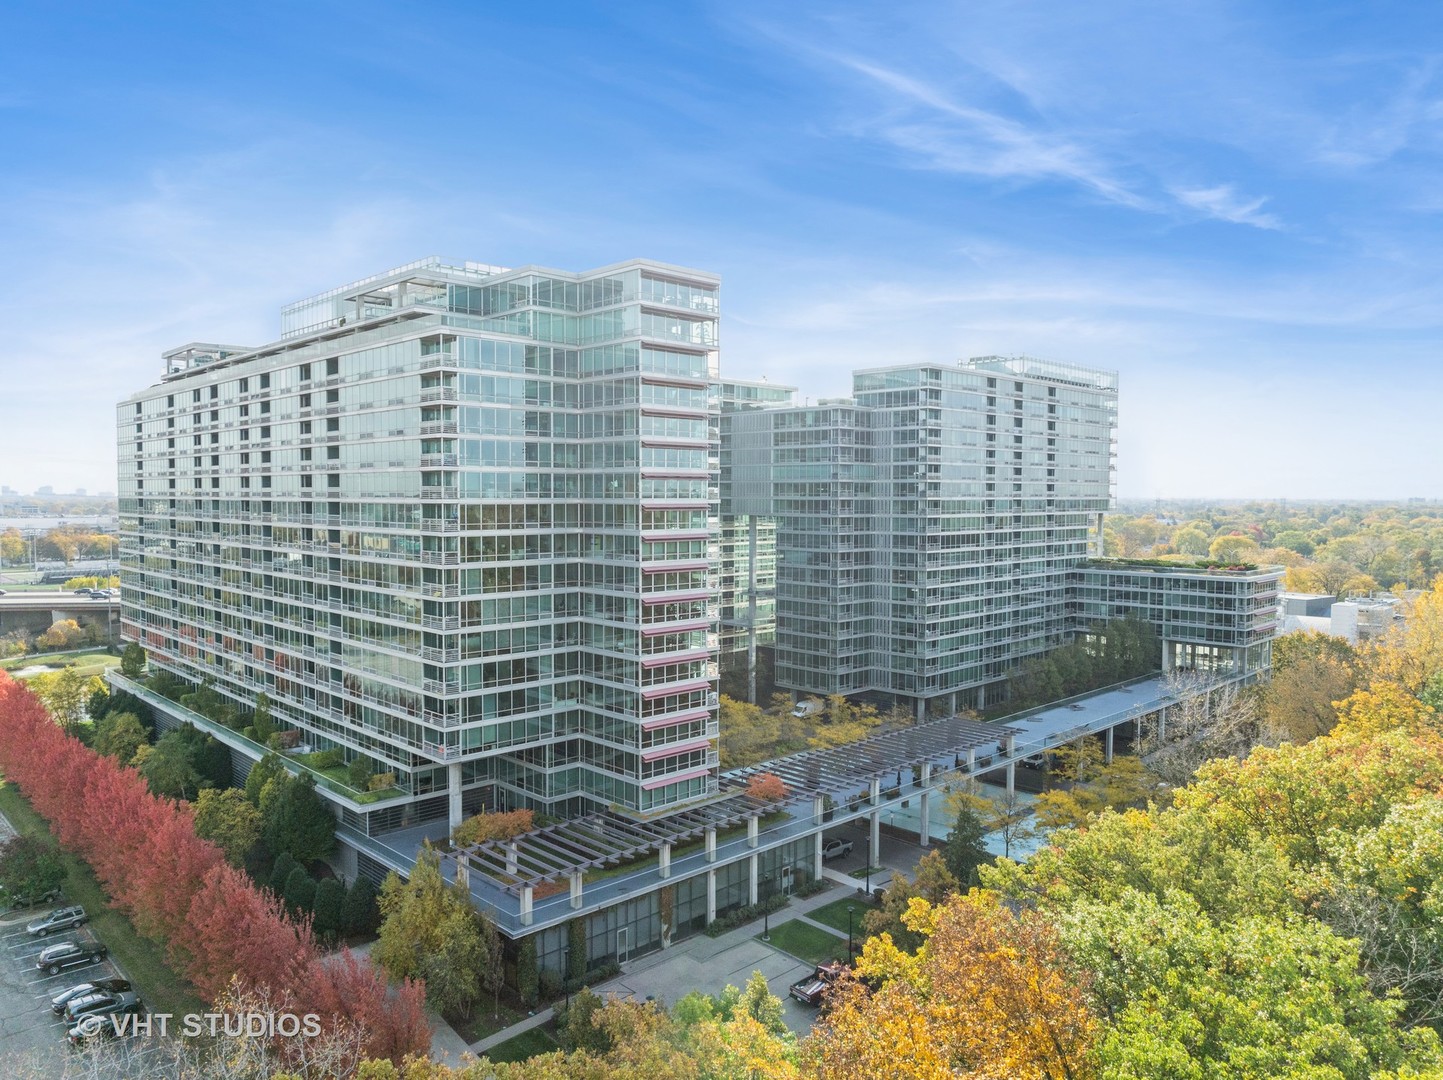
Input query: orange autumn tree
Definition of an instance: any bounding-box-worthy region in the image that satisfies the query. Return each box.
[746,772,788,803]
[805,891,1096,1080]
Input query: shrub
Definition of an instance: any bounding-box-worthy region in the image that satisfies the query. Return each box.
[795,878,829,898]
[452,808,535,848]
[539,969,563,1001]
[369,771,396,792]
[311,747,345,770]
[702,893,789,937]
[343,876,380,936]
[346,756,372,789]
[269,851,299,896]
[746,772,789,802]
[517,937,539,1006]
[284,865,318,916]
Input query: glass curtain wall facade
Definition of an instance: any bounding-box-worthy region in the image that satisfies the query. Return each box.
[716,380,796,658]
[118,258,722,822]
[730,357,1119,718]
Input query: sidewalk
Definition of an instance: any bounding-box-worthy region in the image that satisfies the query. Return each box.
[469,877,880,1054]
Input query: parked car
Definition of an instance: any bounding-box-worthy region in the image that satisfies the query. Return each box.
[821,837,853,860]
[35,939,107,976]
[72,588,94,595]
[51,978,132,1015]
[27,906,87,936]
[0,884,63,910]
[64,989,136,1023]
[67,999,143,1049]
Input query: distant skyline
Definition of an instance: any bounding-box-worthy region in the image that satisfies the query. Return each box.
[4,2,1443,498]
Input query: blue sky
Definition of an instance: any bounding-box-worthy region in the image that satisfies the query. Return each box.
[3,0,1443,498]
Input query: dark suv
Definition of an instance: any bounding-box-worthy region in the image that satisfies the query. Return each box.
[52,978,131,1015]
[35,939,107,976]
[27,905,86,936]
[65,988,143,1024]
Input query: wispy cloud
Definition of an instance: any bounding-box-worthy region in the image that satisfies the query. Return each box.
[1169,183,1282,230]
[825,52,1153,210]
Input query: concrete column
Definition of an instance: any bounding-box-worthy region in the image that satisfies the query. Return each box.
[747,816,759,849]
[746,515,759,704]
[570,870,584,910]
[455,856,470,890]
[977,686,986,711]
[705,827,717,863]
[915,697,925,724]
[520,885,534,927]
[705,869,717,925]
[506,842,518,877]
[967,746,977,773]
[814,830,824,881]
[870,778,881,805]
[918,766,932,847]
[869,810,880,867]
[748,853,758,905]
[813,795,825,825]
[447,762,463,832]
[1006,761,1016,795]
[1158,709,1168,742]
[1104,725,1115,764]
[1005,733,1017,757]
[659,843,672,879]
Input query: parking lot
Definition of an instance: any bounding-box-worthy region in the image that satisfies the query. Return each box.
[0,902,157,1072]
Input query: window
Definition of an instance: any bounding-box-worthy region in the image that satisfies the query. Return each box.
[326,418,339,432]
[327,474,340,488]
[326,445,340,460]
[239,378,249,392]
[300,448,312,461]
[210,385,218,400]
[166,395,174,408]
[240,453,250,465]
[240,405,249,417]
[192,389,201,402]
[261,450,270,463]
[300,394,311,408]
[325,388,339,403]
[325,358,339,376]
[300,421,311,434]
[260,373,270,389]
[299,363,311,381]
[260,426,271,438]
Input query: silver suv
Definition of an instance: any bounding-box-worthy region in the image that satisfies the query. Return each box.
[27,906,86,936]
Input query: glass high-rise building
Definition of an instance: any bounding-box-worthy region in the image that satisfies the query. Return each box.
[117,258,723,839]
[729,356,1121,717]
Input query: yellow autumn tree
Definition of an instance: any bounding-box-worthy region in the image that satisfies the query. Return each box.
[805,892,1096,1080]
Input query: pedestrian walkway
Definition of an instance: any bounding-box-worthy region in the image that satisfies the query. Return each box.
[468,877,884,1054]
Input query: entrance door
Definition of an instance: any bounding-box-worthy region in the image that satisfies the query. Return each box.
[781,866,794,897]
[617,926,630,964]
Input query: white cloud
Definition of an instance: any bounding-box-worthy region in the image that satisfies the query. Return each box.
[1169,183,1283,230]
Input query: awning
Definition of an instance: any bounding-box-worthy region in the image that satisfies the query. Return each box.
[641,737,712,762]
[641,708,711,730]
[642,766,714,790]
[641,679,711,699]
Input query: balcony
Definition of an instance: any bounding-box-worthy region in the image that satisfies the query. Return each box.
[420,487,459,500]
[420,387,458,403]
[420,454,459,468]
[420,421,458,436]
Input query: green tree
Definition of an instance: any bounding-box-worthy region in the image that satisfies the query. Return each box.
[120,642,146,678]
[251,691,275,743]
[1208,533,1261,563]
[260,772,336,865]
[283,865,317,916]
[93,711,148,765]
[268,852,298,897]
[140,729,205,799]
[86,684,109,722]
[0,836,65,903]
[28,665,94,734]
[942,795,991,887]
[243,752,288,807]
[312,877,346,943]
[737,970,787,1037]
[1173,524,1211,556]
[342,875,380,936]
[192,787,262,867]
[373,848,502,1018]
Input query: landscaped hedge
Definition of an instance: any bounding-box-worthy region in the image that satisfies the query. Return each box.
[703,892,789,937]
[0,672,429,1065]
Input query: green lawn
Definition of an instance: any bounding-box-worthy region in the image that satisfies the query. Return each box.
[485,1025,561,1063]
[759,918,849,967]
[448,998,531,1044]
[0,781,207,1020]
[1,649,119,677]
[807,895,879,935]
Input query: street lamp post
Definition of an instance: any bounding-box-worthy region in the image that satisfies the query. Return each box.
[762,908,770,942]
[846,905,855,962]
[563,946,572,1011]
